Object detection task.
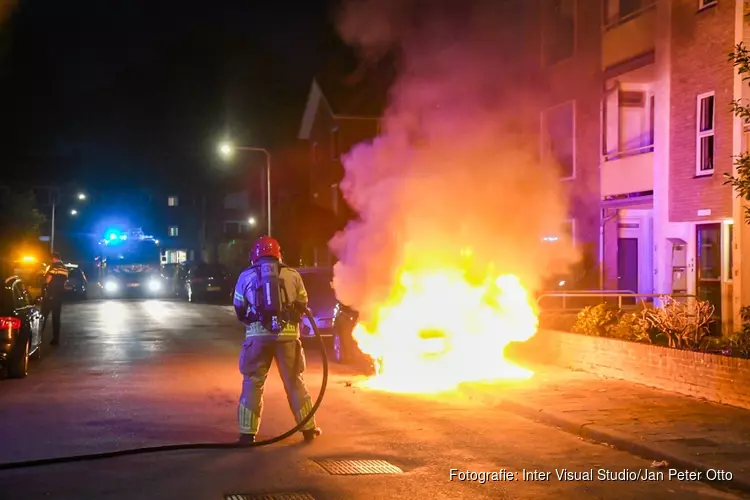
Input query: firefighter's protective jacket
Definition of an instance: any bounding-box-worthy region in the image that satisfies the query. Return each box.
[233,265,308,340]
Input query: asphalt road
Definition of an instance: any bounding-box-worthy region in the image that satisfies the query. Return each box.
[0,299,743,500]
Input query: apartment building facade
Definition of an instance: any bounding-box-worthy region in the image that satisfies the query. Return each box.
[297,0,747,333]
[590,0,743,333]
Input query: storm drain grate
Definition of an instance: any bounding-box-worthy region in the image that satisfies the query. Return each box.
[314,459,403,475]
[224,493,315,500]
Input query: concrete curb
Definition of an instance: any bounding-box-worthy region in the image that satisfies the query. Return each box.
[498,398,750,494]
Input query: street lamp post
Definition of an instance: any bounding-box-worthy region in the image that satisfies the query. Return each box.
[50,192,86,254]
[218,142,272,237]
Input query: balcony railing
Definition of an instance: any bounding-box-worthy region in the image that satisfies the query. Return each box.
[603,144,654,162]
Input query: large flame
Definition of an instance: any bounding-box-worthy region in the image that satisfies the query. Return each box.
[352,267,538,393]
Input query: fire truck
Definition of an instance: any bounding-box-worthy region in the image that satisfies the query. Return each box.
[95,228,165,297]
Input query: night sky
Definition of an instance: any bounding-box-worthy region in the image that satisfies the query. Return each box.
[0,0,337,190]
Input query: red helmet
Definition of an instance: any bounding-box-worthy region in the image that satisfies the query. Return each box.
[251,236,281,262]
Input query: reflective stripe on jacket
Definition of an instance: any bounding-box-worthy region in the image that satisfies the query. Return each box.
[233,265,308,340]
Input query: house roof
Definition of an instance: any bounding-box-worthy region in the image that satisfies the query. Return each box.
[298,50,396,139]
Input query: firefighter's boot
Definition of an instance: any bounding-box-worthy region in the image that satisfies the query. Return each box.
[302,428,322,443]
[237,433,256,445]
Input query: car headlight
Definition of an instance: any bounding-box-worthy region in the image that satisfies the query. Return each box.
[147,279,162,292]
[104,281,118,292]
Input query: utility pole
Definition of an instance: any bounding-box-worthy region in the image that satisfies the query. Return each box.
[50,199,56,254]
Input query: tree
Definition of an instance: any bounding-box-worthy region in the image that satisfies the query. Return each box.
[0,190,46,256]
[726,43,750,215]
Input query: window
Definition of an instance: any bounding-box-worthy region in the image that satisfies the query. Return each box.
[699,0,717,9]
[542,0,575,66]
[168,226,179,237]
[331,127,340,160]
[603,0,655,28]
[696,92,715,175]
[168,196,179,207]
[164,250,187,264]
[542,101,576,179]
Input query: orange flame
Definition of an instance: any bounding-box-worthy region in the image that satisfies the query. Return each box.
[352,268,538,393]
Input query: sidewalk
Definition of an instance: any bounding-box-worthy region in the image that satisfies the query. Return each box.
[474,366,750,493]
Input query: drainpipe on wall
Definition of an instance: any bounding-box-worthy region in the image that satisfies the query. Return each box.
[599,208,618,290]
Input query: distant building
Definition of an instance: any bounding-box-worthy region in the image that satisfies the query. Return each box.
[10,184,260,271]
[298,53,394,265]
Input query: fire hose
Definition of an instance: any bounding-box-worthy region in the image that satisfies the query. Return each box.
[0,309,328,471]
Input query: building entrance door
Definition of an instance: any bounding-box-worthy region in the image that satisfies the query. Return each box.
[696,223,722,336]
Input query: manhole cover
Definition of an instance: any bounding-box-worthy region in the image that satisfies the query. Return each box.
[224,494,315,500]
[314,459,403,475]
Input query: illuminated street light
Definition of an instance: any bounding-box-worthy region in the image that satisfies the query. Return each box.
[217,140,273,236]
[218,141,234,159]
[77,193,86,200]
[248,217,256,226]
[70,209,78,216]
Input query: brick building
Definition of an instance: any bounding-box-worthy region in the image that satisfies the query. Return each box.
[595,0,742,334]
[296,0,749,333]
[297,53,394,265]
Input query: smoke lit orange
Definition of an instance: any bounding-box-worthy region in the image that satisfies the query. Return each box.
[351,267,537,393]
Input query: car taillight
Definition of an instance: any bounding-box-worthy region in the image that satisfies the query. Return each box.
[0,317,21,329]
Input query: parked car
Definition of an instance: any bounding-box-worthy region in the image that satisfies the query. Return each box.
[64,267,88,300]
[172,261,198,297]
[297,267,336,340]
[331,302,378,373]
[0,274,43,379]
[161,263,180,295]
[183,263,232,303]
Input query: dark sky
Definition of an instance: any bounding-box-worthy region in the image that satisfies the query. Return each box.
[0,0,339,189]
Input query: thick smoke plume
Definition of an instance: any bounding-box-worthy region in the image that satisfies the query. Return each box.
[330,0,578,321]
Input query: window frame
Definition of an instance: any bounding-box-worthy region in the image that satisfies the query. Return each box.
[695,91,716,177]
[540,100,577,181]
[699,0,717,11]
[167,195,179,207]
[168,225,179,237]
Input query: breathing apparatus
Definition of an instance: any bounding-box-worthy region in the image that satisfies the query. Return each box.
[249,256,294,334]
[0,240,329,471]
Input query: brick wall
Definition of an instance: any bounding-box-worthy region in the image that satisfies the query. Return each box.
[529,0,603,271]
[511,329,750,410]
[669,0,734,222]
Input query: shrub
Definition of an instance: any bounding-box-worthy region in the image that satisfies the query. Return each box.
[572,304,620,337]
[641,296,715,349]
[715,306,750,358]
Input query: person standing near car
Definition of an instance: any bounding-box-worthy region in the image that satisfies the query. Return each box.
[233,236,322,444]
[42,252,68,346]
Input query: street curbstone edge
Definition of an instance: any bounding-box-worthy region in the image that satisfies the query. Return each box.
[498,398,750,494]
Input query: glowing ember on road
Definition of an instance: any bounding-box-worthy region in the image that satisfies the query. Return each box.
[352,268,538,393]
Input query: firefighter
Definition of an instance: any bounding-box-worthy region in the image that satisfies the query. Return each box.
[233,236,322,444]
[42,252,69,346]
